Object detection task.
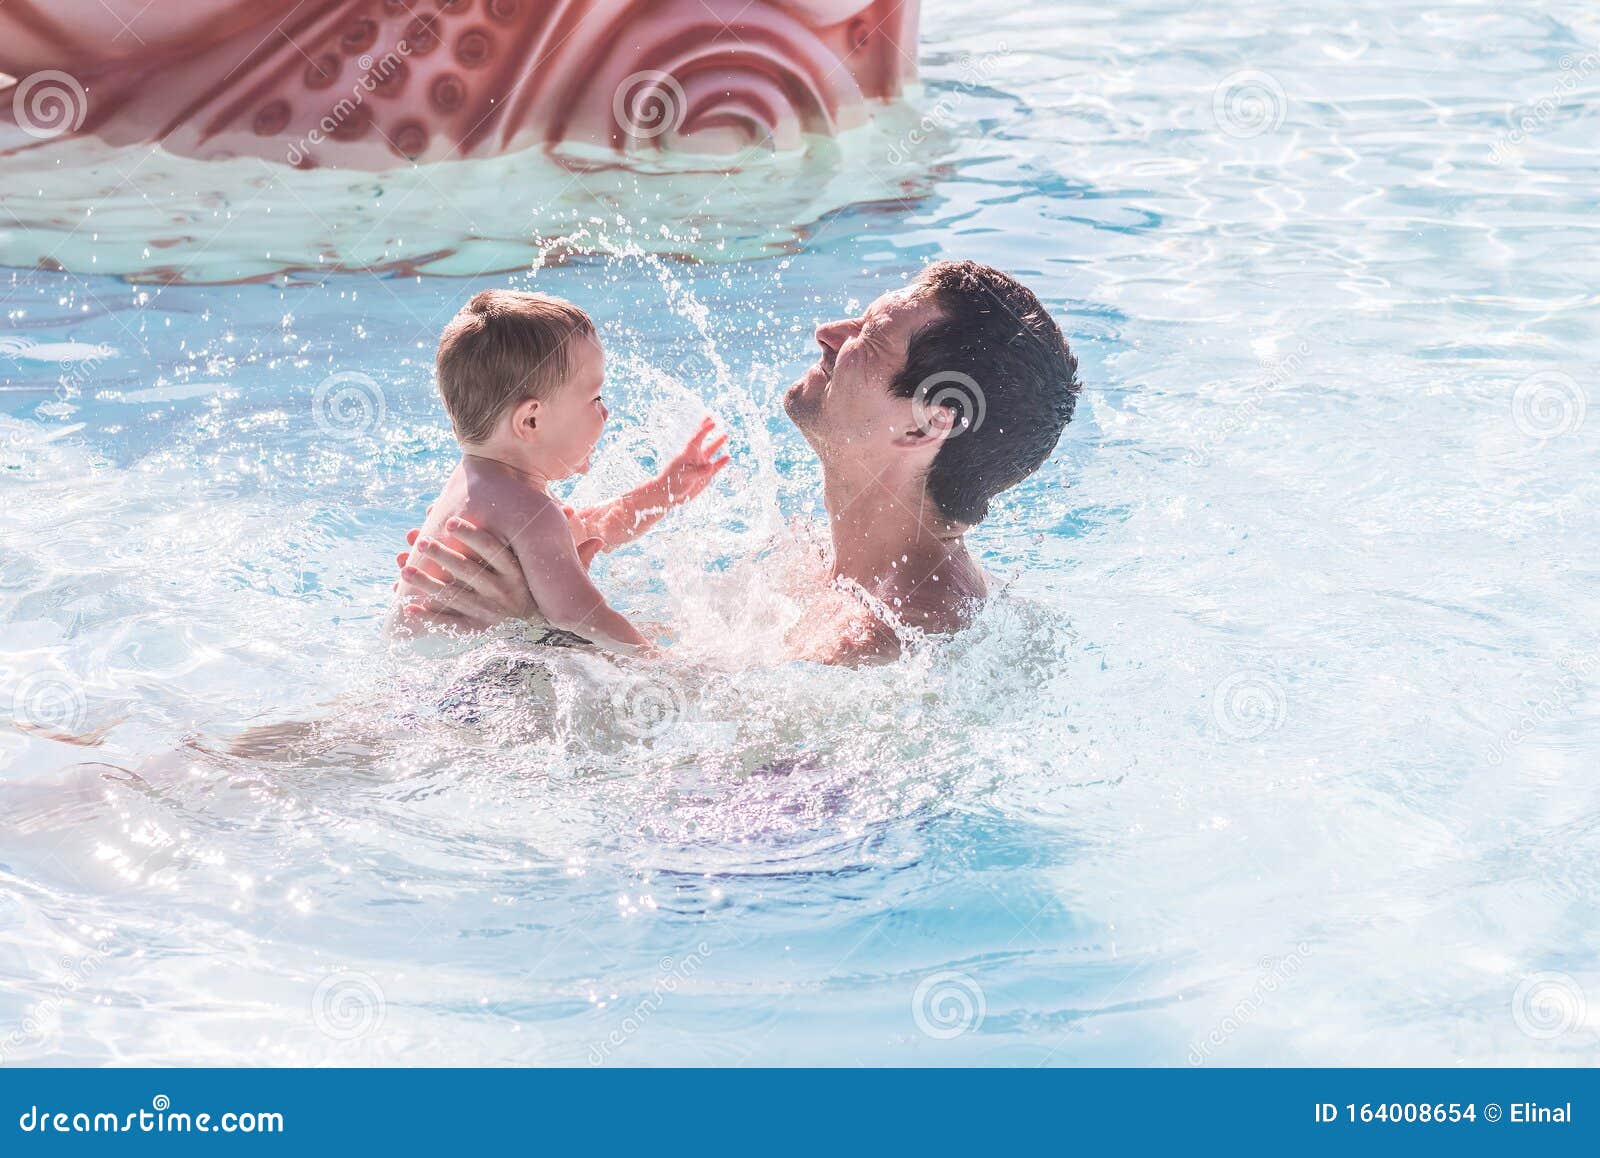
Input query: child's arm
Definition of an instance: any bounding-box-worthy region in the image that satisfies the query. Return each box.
[576,417,729,551]
[507,497,653,652]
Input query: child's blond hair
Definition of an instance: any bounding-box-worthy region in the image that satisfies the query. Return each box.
[435,290,595,444]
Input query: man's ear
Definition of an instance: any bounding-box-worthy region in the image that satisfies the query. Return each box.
[893,400,954,450]
[508,396,541,443]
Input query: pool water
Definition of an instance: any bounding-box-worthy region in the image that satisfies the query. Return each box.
[2,0,1598,1065]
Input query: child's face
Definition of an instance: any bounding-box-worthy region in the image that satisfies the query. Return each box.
[538,334,608,476]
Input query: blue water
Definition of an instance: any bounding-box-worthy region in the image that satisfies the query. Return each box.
[2,1,1598,1064]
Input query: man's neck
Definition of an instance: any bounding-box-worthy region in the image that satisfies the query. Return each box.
[822,470,984,632]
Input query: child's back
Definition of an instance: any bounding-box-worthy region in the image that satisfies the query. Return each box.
[391,289,727,651]
[404,458,554,602]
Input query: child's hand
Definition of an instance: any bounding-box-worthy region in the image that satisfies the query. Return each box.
[659,417,730,506]
[558,504,607,567]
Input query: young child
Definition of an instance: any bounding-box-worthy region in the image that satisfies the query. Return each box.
[393,289,728,651]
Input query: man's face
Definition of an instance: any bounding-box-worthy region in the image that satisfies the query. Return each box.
[783,286,943,461]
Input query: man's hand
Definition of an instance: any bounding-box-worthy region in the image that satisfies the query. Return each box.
[659,417,730,506]
[392,517,604,633]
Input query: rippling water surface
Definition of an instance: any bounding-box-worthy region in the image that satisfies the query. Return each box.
[2,1,1598,1064]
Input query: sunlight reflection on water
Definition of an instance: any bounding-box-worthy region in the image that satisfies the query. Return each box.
[2,1,1598,1065]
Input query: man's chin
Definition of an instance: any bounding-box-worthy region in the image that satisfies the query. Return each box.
[783,381,816,426]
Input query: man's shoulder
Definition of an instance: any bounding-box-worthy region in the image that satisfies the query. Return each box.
[788,587,903,666]
[895,560,987,636]
[815,627,901,666]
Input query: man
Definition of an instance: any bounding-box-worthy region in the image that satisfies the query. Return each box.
[396,260,1080,664]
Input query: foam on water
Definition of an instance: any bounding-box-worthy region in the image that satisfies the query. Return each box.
[2,1,1599,1064]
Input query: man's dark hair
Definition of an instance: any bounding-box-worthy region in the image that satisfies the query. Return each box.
[890,260,1080,525]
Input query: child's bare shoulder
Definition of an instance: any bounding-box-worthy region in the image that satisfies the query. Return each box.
[458,462,565,547]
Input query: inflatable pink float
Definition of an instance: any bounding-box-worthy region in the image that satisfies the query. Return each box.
[0,0,920,167]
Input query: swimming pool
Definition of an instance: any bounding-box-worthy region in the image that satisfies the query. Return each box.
[2,0,1597,1065]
